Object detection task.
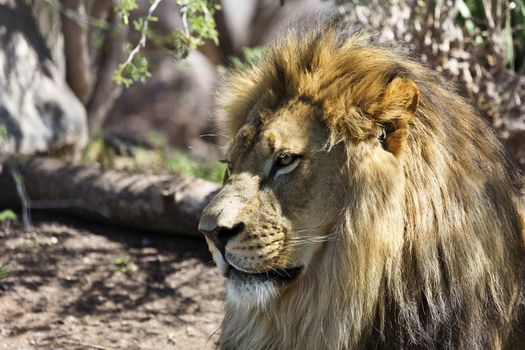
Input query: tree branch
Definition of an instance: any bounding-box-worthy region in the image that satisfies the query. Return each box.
[87,10,127,136]
[87,0,113,61]
[61,0,93,103]
[117,0,164,75]
[213,0,236,63]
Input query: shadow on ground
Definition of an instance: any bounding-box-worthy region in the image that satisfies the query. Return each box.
[0,214,224,350]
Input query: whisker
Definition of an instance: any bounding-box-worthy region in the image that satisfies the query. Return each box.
[284,233,339,250]
[287,232,339,243]
[292,224,332,234]
[199,132,233,141]
[290,212,332,234]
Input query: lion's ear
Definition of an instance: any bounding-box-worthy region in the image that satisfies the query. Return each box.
[368,77,419,156]
[382,77,419,114]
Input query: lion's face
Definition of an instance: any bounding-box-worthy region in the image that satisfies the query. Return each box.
[199,99,347,307]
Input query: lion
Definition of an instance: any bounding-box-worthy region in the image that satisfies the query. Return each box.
[198,18,525,350]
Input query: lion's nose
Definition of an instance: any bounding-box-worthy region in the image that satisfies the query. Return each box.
[199,222,245,255]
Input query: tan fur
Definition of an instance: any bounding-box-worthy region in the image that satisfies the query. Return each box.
[201,18,525,350]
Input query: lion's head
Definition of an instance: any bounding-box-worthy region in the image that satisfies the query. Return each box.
[199,19,525,350]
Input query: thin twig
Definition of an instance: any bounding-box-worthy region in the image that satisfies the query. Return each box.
[120,0,164,69]
[201,2,212,25]
[181,5,190,38]
[7,160,32,230]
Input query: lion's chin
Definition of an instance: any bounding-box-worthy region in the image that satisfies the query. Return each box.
[225,266,302,310]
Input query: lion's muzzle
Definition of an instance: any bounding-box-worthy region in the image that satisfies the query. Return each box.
[198,221,245,257]
[198,173,261,272]
[198,174,255,251]
[199,173,299,280]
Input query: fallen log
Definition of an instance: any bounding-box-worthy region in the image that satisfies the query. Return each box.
[0,157,220,237]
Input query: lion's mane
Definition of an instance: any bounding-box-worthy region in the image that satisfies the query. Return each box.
[215,18,525,349]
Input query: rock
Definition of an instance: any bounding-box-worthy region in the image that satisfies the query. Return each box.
[0,0,88,157]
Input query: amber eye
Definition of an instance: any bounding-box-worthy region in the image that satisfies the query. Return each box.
[378,127,387,149]
[275,152,296,167]
[271,152,302,179]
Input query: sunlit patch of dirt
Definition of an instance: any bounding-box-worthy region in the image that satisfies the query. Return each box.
[0,216,225,350]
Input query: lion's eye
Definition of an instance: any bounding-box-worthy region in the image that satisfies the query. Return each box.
[273,153,301,178]
[378,128,387,149]
[276,153,295,167]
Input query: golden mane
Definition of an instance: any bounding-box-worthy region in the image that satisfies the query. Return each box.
[215,18,525,349]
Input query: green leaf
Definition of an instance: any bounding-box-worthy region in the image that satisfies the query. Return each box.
[115,0,138,26]
[0,266,8,280]
[0,123,8,141]
[113,256,138,275]
[0,210,17,223]
[113,0,220,87]
[133,18,145,31]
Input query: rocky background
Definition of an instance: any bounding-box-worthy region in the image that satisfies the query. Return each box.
[0,0,87,157]
[0,0,523,169]
[115,0,525,168]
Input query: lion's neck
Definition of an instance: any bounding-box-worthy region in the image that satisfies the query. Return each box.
[220,239,386,350]
[220,218,524,350]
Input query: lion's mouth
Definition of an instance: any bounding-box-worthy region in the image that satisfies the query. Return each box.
[227,265,303,283]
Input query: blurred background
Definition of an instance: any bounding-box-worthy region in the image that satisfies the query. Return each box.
[0,0,523,349]
[1,0,524,173]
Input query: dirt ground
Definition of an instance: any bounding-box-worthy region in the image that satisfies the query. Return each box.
[0,216,225,350]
